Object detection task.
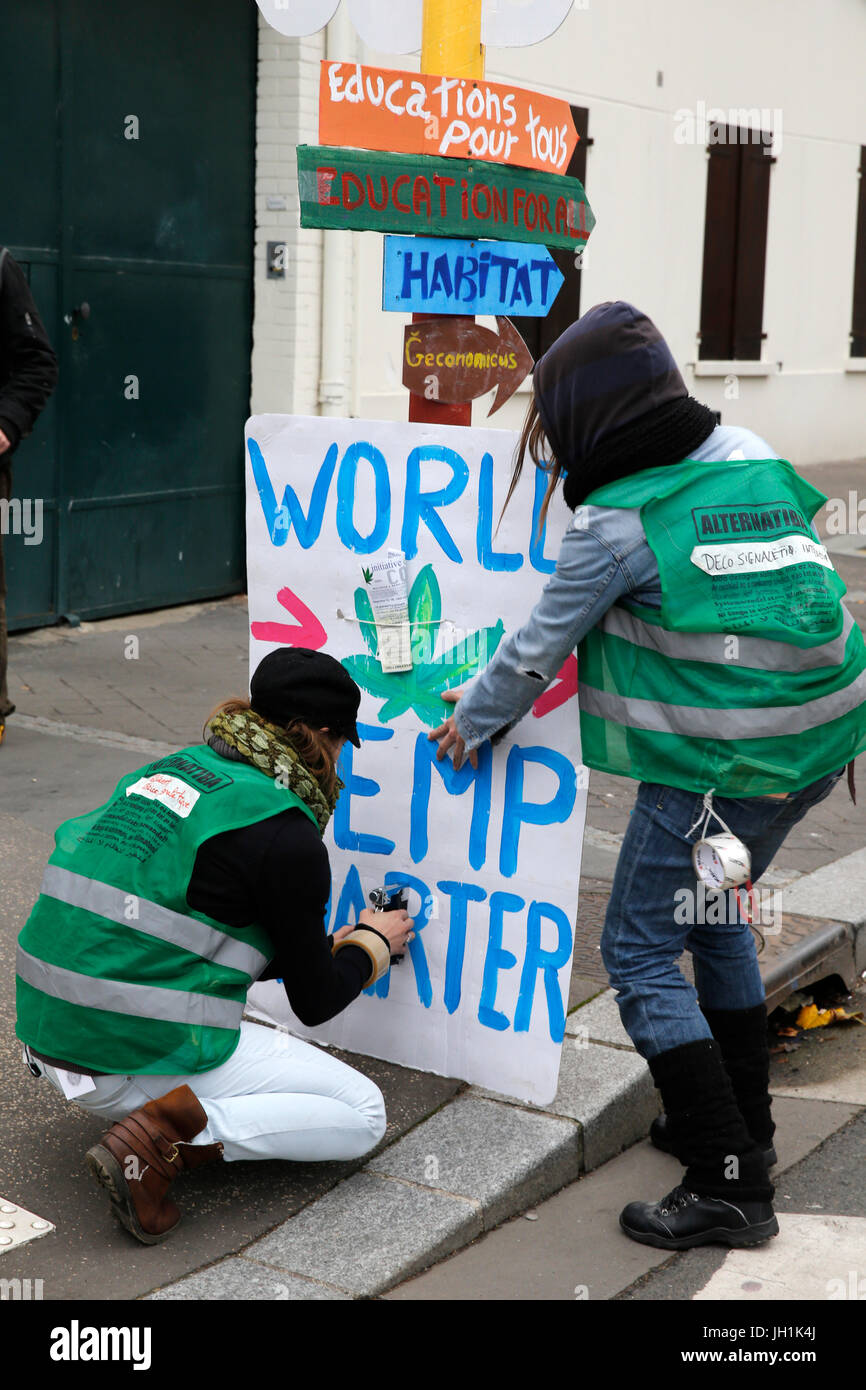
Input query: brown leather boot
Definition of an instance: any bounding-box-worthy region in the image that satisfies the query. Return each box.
[85,1085,224,1244]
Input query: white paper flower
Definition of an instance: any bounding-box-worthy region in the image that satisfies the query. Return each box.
[482,0,576,47]
[256,0,339,40]
[256,0,575,52]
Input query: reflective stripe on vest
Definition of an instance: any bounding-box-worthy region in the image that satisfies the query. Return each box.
[580,660,866,740]
[16,943,243,1032]
[599,604,855,673]
[40,864,269,980]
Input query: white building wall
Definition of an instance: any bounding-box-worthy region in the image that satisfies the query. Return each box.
[252,0,866,463]
[251,15,326,417]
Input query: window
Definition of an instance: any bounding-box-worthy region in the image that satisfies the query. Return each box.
[851,146,866,356]
[698,125,774,360]
[511,104,591,362]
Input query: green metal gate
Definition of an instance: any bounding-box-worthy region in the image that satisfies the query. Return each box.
[1,0,256,629]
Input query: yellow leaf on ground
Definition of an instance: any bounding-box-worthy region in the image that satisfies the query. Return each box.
[796,1004,865,1030]
[797,1004,834,1029]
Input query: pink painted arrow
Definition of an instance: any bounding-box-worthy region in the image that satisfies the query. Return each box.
[532,654,578,718]
[250,586,328,649]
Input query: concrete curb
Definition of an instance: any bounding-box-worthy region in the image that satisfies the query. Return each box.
[781,850,866,972]
[146,991,660,1301]
[757,852,866,1010]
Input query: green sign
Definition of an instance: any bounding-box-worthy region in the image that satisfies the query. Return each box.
[297,144,594,251]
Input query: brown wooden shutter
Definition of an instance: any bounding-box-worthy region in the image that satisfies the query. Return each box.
[851,146,866,356]
[698,128,741,359]
[511,105,590,362]
[699,125,773,360]
[732,131,773,359]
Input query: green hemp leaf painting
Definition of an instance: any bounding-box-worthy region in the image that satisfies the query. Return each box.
[343,563,505,725]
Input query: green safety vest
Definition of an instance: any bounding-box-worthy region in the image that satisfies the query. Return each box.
[577,458,866,796]
[16,744,319,1075]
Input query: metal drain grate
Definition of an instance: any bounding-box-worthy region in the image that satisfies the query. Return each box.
[757,913,856,1012]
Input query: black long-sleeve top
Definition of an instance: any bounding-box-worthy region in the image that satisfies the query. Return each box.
[0,249,59,453]
[186,805,371,1027]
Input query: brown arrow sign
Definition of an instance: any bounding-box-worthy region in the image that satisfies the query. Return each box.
[402,316,533,417]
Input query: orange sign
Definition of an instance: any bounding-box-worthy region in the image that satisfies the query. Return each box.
[319,61,578,177]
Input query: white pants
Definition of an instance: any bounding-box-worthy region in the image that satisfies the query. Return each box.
[39,1022,387,1163]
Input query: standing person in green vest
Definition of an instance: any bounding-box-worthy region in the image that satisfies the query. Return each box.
[16,648,414,1244]
[430,302,866,1250]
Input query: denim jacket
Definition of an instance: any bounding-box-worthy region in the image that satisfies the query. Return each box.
[455,425,779,751]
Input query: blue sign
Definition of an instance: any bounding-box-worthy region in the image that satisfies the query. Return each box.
[382,235,565,317]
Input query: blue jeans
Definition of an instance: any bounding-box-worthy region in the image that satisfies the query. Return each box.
[601,769,846,1060]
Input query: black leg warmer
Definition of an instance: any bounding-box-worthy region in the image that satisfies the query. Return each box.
[702,1004,775,1148]
[649,1039,773,1202]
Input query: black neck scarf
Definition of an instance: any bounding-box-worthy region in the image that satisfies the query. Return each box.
[561,396,718,510]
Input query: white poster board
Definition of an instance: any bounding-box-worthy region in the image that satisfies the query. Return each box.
[244,415,586,1105]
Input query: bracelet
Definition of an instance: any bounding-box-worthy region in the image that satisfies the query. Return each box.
[332,927,391,987]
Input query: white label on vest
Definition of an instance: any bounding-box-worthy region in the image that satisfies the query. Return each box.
[126,773,201,818]
[690,534,833,576]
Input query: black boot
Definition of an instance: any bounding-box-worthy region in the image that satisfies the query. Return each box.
[620,1184,778,1250]
[621,1039,777,1250]
[650,1004,777,1164]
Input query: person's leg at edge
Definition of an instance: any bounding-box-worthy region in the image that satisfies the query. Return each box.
[0,465,16,734]
[601,782,775,1249]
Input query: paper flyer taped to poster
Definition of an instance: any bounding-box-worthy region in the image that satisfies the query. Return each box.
[366,551,412,672]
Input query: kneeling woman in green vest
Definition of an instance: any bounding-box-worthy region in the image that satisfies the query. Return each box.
[430,302,866,1250]
[16,648,414,1245]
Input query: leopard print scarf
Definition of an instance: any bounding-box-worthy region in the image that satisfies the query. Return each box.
[205,707,340,834]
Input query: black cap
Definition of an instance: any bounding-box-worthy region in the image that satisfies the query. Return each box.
[250,649,361,748]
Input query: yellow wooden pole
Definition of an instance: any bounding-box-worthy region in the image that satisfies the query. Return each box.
[421,0,485,80]
[410,0,484,425]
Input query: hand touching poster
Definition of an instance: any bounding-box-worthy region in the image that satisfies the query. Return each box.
[245,416,587,1104]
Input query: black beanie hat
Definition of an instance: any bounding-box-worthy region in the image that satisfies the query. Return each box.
[533,301,717,509]
[250,648,361,748]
